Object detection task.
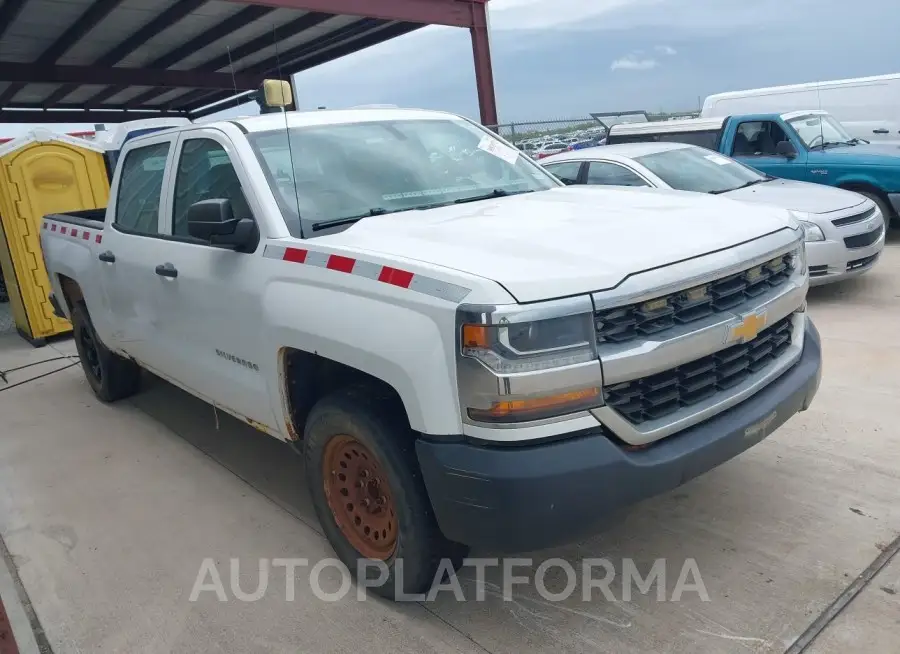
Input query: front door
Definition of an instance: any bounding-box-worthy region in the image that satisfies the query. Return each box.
[149,130,277,433]
[727,120,808,180]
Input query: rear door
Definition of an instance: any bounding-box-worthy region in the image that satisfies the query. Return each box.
[149,127,278,432]
[97,135,176,364]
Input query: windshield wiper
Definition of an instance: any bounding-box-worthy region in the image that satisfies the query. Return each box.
[453,188,534,204]
[310,200,461,232]
[709,178,766,194]
[311,208,388,232]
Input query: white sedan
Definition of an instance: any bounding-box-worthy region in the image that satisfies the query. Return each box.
[542,142,886,286]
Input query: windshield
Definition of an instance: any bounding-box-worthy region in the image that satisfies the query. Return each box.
[787,114,854,148]
[634,146,767,194]
[247,118,559,237]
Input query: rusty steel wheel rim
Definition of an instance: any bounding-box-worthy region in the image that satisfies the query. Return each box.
[323,434,398,560]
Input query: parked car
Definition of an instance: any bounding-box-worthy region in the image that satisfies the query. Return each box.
[41,103,821,600]
[542,142,885,286]
[533,141,568,159]
[607,110,900,227]
[702,73,900,144]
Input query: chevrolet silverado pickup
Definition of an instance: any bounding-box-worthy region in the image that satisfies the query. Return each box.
[40,107,822,599]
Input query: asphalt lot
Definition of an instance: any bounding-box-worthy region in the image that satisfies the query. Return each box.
[0,236,898,654]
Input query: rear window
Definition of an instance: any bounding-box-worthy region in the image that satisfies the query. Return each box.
[114,142,170,235]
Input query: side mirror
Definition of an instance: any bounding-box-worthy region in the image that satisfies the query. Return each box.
[775,140,797,159]
[187,199,256,251]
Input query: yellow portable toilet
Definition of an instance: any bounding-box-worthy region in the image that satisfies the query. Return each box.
[0,129,110,346]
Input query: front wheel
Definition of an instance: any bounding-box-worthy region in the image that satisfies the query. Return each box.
[71,303,141,402]
[304,385,467,600]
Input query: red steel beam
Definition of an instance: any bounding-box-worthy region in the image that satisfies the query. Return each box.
[0,0,129,106]
[125,11,334,108]
[87,3,275,106]
[0,109,188,123]
[468,0,497,125]
[40,0,209,107]
[223,0,483,27]
[0,63,263,89]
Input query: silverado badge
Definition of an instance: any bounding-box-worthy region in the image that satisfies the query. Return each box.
[726,311,767,345]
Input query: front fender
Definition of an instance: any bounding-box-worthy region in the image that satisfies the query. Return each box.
[262,280,462,436]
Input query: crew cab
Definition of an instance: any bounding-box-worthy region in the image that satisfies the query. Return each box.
[40,105,822,599]
[607,110,900,227]
[542,142,885,285]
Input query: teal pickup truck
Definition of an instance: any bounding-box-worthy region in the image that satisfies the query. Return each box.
[607,110,900,226]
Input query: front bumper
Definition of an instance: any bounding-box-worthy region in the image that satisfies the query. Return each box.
[417,320,822,553]
[806,229,885,287]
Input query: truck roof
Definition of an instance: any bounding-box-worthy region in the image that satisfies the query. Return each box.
[233,108,459,133]
[703,73,900,105]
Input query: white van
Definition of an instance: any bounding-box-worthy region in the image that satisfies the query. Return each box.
[702,73,900,144]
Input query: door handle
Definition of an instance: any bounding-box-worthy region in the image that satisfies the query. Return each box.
[873,128,890,134]
[155,263,178,279]
[98,250,116,263]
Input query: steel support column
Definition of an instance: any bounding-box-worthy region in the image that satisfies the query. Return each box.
[469,1,497,126]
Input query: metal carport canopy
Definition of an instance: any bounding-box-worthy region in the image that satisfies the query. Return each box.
[0,0,497,124]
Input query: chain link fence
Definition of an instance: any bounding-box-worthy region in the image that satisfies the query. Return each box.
[487,117,608,156]
[487,110,700,158]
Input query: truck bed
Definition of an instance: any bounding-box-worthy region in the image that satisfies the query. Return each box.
[44,208,106,229]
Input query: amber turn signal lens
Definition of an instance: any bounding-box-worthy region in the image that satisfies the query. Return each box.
[462,324,489,348]
[468,387,602,423]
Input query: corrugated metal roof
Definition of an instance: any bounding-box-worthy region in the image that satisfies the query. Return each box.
[0,0,470,122]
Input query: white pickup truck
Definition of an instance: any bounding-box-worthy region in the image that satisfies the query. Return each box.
[40,108,822,599]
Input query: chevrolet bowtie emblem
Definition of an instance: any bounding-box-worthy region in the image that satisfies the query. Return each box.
[727,312,767,345]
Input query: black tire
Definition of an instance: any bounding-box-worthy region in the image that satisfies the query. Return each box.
[304,384,467,600]
[71,302,141,402]
[858,191,894,229]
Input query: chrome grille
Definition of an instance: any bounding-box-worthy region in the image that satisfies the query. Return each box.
[595,253,794,344]
[843,225,883,249]
[604,316,793,424]
[832,207,876,228]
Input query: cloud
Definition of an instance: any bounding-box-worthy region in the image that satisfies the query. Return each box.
[655,45,677,55]
[610,54,659,71]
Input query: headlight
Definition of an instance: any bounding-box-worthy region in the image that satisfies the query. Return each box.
[461,313,596,373]
[799,220,825,242]
[457,298,604,424]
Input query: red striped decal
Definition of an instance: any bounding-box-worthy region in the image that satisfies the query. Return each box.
[378,267,415,288]
[60,227,67,234]
[327,255,356,273]
[283,247,307,263]
[71,229,78,238]
[96,234,102,244]
[82,231,90,240]
[51,224,57,232]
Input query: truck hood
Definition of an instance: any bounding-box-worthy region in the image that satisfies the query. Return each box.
[723,178,867,215]
[818,143,900,165]
[330,186,797,303]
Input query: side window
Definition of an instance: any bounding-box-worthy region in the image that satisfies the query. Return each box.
[544,161,583,185]
[114,142,170,235]
[172,139,253,238]
[586,162,648,187]
[658,130,719,149]
[732,121,788,157]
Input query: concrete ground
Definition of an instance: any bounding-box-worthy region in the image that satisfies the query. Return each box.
[1,238,899,654]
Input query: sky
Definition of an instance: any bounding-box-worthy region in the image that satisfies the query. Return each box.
[4,0,899,136]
